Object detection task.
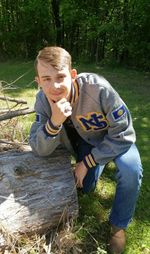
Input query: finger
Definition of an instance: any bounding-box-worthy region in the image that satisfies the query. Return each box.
[64,105,72,113]
[75,175,83,188]
[63,103,72,116]
[75,176,79,187]
[80,181,83,188]
[60,102,71,111]
[78,179,83,188]
[74,172,79,183]
[64,110,72,117]
[63,101,71,108]
[58,98,67,104]
[77,182,81,188]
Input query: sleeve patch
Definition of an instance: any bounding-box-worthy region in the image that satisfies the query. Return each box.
[36,114,41,123]
[111,105,127,121]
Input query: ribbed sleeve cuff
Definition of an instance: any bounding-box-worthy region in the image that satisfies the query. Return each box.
[83,153,97,170]
[43,119,62,137]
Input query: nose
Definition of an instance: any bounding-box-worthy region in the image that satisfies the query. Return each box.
[54,82,61,89]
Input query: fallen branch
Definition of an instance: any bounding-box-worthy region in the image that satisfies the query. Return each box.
[0,108,35,121]
[0,96,27,104]
[0,107,30,115]
[0,139,28,146]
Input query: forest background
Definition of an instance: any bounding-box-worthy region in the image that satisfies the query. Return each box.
[0,0,150,70]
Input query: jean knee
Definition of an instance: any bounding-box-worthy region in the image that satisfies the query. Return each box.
[115,154,143,190]
[125,164,142,188]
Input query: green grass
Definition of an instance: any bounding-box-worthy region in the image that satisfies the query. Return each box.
[0,60,37,140]
[0,61,150,253]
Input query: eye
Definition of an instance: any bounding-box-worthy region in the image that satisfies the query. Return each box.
[43,77,51,82]
[58,75,65,80]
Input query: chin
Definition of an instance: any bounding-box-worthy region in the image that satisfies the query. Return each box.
[53,95,68,102]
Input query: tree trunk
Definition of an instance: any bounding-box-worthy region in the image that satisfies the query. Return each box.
[51,0,62,46]
[0,146,78,235]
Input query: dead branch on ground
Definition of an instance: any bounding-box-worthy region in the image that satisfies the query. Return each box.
[0,82,35,122]
[0,77,35,143]
[0,96,27,104]
[0,108,35,121]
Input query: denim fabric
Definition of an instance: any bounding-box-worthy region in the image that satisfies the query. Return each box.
[109,144,143,228]
[76,139,143,228]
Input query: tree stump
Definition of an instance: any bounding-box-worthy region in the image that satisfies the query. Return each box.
[0,146,78,235]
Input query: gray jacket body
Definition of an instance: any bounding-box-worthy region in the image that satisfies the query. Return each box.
[29,73,136,166]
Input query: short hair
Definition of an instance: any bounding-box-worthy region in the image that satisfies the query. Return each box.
[35,46,72,74]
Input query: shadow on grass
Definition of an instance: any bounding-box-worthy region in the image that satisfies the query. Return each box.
[76,166,116,253]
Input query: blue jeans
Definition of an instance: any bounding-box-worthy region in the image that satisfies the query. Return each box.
[75,139,143,229]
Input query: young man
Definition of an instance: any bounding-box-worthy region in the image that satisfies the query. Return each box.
[29,46,143,253]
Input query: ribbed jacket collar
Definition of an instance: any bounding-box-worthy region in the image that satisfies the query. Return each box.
[70,79,79,105]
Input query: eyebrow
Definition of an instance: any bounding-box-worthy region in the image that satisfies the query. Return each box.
[41,75,51,78]
[41,73,66,78]
[57,73,67,77]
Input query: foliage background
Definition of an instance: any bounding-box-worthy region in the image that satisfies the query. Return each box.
[0,0,150,69]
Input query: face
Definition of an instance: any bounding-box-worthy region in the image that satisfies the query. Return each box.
[36,60,75,102]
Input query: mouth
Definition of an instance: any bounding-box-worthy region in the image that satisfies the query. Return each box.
[51,88,67,96]
[51,91,65,97]
[50,90,67,102]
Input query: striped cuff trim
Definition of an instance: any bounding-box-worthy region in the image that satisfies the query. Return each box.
[83,153,97,169]
[44,120,62,136]
[48,119,61,131]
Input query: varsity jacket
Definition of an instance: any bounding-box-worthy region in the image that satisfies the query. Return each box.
[29,73,136,168]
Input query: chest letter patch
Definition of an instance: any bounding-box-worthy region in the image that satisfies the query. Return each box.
[76,112,109,131]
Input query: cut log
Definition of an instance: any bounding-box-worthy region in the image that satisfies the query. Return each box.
[0,146,78,235]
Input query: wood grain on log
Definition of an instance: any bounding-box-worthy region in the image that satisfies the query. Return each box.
[0,146,78,235]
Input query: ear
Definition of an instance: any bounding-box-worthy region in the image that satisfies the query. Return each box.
[71,69,77,80]
[35,76,40,87]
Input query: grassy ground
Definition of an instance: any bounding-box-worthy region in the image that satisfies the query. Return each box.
[0,61,150,253]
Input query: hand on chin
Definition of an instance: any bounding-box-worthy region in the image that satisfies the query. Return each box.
[52,94,68,103]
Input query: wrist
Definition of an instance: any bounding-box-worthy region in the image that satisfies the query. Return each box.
[51,117,62,128]
[50,117,62,128]
[44,119,62,137]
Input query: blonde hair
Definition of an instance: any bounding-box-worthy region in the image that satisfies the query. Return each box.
[35,46,72,73]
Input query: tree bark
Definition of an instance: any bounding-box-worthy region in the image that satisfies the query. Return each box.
[51,0,62,45]
[0,96,27,104]
[0,108,35,121]
[0,146,78,235]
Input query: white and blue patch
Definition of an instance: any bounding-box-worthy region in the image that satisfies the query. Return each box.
[111,105,127,121]
[36,114,41,123]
